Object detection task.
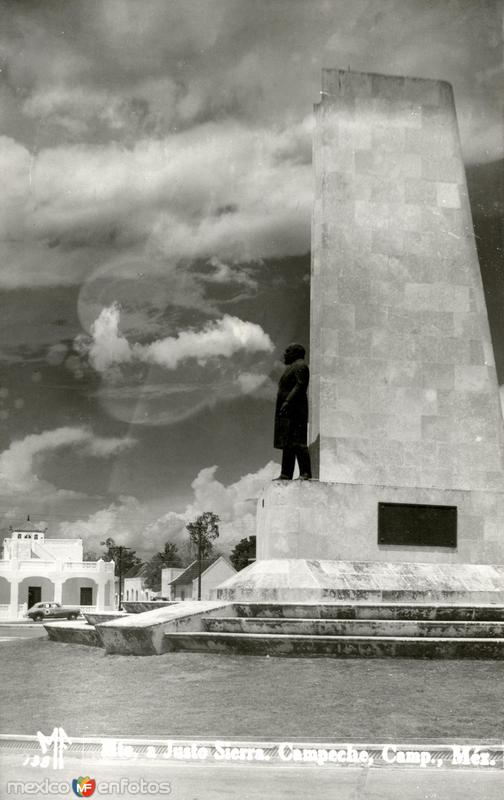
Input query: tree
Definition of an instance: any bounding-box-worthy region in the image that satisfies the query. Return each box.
[186,512,220,600]
[144,542,183,592]
[100,537,141,575]
[230,536,256,571]
[83,550,100,562]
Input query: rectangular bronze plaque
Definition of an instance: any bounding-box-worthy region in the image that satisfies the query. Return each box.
[378,502,457,547]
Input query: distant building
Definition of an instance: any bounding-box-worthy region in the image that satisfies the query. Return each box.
[0,519,115,619]
[164,556,236,601]
[123,563,156,602]
[160,567,185,599]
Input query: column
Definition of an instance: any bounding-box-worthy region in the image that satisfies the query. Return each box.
[9,580,19,620]
[54,579,63,604]
[96,579,106,611]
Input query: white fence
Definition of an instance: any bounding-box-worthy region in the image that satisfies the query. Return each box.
[0,604,27,619]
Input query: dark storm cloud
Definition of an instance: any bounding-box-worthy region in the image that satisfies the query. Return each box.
[1,0,501,292]
[2,0,501,152]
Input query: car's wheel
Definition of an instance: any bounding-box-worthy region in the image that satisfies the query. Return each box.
[69,613,78,620]
[33,613,44,622]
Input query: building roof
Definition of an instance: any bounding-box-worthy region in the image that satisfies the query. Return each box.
[169,558,218,586]
[124,563,148,579]
[9,521,47,533]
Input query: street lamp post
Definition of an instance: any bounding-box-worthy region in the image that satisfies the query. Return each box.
[197,534,202,601]
[117,546,123,610]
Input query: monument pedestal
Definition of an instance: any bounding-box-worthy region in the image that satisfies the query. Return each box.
[214,557,504,604]
[214,479,504,602]
[256,481,504,564]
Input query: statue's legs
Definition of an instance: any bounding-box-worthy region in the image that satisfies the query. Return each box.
[279,446,312,480]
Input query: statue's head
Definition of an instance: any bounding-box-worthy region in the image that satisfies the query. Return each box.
[283,343,306,364]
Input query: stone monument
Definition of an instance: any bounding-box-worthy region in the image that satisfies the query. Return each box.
[49,71,504,657]
[217,69,504,602]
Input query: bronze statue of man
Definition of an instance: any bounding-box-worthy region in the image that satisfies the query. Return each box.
[274,343,312,480]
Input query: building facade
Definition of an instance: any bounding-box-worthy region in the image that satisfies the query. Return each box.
[165,557,236,601]
[124,564,156,602]
[0,521,115,619]
[160,567,185,599]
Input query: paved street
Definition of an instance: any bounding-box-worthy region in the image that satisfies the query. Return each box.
[0,624,47,642]
[1,751,503,800]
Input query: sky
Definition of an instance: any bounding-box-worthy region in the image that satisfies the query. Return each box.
[0,0,502,558]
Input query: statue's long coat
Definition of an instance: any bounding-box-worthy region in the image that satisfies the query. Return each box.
[274,358,309,449]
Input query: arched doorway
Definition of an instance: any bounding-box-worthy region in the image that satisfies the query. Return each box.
[18,576,54,608]
[0,577,10,605]
[62,577,98,608]
[0,577,11,616]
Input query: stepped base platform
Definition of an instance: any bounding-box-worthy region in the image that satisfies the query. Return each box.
[162,631,504,659]
[122,600,179,614]
[214,560,504,603]
[162,598,504,659]
[44,620,102,647]
[43,559,504,659]
[201,617,504,638]
[97,600,234,655]
[44,599,504,659]
[84,612,127,625]
[232,602,504,620]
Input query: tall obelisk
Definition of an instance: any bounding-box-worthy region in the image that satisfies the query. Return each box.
[254,70,504,567]
[310,70,504,494]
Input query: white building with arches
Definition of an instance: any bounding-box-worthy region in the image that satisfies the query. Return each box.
[0,520,116,620]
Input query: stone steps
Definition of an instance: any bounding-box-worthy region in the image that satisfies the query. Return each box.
[164,603,504,658]
[44,620,102,647]
[201,617,504,638]
[44,601,504,658]
[162,630,504,659]
[232,603,504,621]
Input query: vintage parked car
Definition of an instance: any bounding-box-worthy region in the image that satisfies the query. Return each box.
[25,601,81,622]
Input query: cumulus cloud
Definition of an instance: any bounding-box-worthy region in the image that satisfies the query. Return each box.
[202,258,258,291]
[235,372,270,395]
[58,496,148,554]
[86,303,273,373]
[81,436,137,458]
[187,461,279,544]
[0,427,136,495]
[144,460,280,552]
[139,314,274,369]
[58,460,279,557]
[88,304,133,372]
